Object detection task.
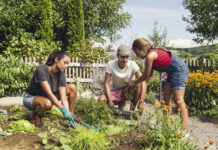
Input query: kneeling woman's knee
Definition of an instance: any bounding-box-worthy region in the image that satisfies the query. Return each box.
[43,100,53,110]
[68,84,77,93]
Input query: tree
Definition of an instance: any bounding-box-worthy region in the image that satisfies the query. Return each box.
[65,0,85,53]
[36,0,53,43]
[148,21,168,47]
[182,0,218,43]
[83,0,131,43]
[53,0,131,43]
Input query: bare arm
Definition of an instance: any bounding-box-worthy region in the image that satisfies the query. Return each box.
[59,86,69,109]
[135,70,146,101]
[40,81,63,109]
[135,52,157,84]
[104,73,113,106]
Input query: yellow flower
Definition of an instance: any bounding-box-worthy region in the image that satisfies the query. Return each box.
[162,107,168,112]
[209,139,215,145]
[177,100,184,104]
[154,102,161,109]
[160,100,165,104]
[176,134,182,139]
[169,115,174,120]
[213,89,218,94]
[144,109,149,113]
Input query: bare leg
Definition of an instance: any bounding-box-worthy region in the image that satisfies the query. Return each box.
[66,84,77,113]
[138,82,147,110]
[32,96,53,120]
[173,89,188,132]
[163,84,173,114]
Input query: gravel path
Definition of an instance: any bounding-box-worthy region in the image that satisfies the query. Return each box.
[0,96,217,150]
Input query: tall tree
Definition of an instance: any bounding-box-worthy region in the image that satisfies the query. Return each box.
[36,0,53,43]
[182,0,218,43]
[53,0,131,43]
[65,0,85,53]
[148,21,168,47]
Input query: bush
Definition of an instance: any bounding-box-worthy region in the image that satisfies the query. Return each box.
[185,70,218,114]
[0,55,36,97]
[75,97,114,125]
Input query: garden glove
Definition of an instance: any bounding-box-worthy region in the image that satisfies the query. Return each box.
[60,107,74,120]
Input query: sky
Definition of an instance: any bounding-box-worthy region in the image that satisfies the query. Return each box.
[112,0,201,49]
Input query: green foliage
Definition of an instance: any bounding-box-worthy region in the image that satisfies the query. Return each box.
[9,112,31,121]
[9,105,22,112]
[41,105,63,119]
[100,124,129,136]
[35,0,53,43]
[71,127,109,150]
[8,120,37,133]
[182,0,218,43]
[75,97,114,125]
[147,71,160,93]
[0,109,8,124]
[65,0,85,51]
[70,40,110,63]
[185,71,218,114]
[0,55,36,97]
[148,21,168,47]
[202,106,218,118]
[3,29,60,57]
[139,104,195,149]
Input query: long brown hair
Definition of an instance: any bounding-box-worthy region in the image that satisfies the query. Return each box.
[132,38,168,52]
[46,50,69,66]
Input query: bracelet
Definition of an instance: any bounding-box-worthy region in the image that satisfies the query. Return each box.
[139,99,144,103]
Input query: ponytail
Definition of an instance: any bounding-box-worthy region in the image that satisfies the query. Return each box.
[46,50,69,66]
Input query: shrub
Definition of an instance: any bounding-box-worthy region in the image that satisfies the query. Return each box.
[75,97,114,125]
[139,102,196,149]
[0,55,36,97]
[185,70,218,114]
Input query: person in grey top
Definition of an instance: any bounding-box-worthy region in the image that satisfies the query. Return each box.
[23,50,77,124]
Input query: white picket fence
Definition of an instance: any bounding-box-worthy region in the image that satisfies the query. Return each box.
[20,57,107,83]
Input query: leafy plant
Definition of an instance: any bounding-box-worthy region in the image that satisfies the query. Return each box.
[71,127,109,150]
[8,120,37,133]
[0,109,8,124]
[0,55,36,97]
[185,70,218,114]
[9,105,22,112]
[75,97,114,125]
[139,102,196,149]
[9,112,31,121]
[100,124,129,136]
[41,105,63,119]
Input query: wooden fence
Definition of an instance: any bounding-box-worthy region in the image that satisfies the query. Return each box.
[20,57,217,83]
[20,57,107,83]
[184,59,217,72]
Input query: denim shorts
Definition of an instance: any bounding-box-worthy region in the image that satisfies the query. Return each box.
[165,67,189,90]
[23,92,36,110]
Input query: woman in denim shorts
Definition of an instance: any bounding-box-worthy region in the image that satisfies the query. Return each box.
[23,50,77,124]
[128,38,189,133]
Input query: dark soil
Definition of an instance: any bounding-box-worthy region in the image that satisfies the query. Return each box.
[0,105,140,150]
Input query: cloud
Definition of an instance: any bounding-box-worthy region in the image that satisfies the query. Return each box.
[167,39,200,48]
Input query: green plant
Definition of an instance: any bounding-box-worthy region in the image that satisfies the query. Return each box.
[71,127,109,150]
[41,105,63,119]
[9,112,31,121]
[100,124,129,136]
[0,55,36,97]
[138,102,196,150]
[9,105,22,112]
[8,120,37,133]
[0,109,8,124]
[185,70,218,114]
[75,97,114,125]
